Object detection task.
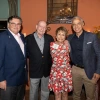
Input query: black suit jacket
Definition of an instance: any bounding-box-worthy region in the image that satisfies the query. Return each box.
[26,33,54,78]
[68,31,100,79]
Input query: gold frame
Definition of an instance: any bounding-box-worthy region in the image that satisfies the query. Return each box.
[47,0,78,24]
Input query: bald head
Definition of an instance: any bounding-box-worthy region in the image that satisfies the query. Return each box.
[37,21,47,26]
[36,20,47,38]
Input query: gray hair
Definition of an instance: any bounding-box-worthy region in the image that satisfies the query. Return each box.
[72,16,85,25]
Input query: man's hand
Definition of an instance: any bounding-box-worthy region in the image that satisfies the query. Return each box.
[0,80,6,90]
[92,73,100,83]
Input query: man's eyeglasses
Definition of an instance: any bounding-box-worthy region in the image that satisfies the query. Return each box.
[9,22,21,26]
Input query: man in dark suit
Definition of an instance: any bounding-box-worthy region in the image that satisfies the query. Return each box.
[26,21,54,100]
[67,16,100,100]
[0,16,27,100]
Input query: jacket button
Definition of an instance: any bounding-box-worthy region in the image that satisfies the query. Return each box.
[42,56,44,58]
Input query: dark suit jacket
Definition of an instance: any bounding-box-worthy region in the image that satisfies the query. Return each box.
[25,32,54,78]
[0,30,27,86]
[68,31,100,79]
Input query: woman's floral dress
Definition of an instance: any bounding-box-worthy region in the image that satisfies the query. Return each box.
[48,42,72,93]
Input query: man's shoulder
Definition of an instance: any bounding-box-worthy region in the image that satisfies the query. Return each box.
[44,33,54,41]
[0,30,8,38]
[44,33,53,38]
[25,33,34,39]
[84,31,96,38]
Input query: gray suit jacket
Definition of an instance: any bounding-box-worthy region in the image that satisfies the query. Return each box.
[68,31,100,79]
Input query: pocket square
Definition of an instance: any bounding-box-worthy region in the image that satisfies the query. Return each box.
[87,42,92,44]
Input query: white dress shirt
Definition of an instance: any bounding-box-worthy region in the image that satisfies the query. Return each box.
[9,29,25,56]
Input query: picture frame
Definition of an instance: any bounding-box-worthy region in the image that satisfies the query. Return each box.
[47,0,78,24]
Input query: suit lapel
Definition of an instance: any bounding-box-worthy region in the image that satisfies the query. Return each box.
[7,30,25,58]
[20,34,26,57]
[83,32,88,59]
[7,30,20,46]
[43,34,47,54]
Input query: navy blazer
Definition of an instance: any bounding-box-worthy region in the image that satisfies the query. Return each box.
[68,31,100,79]
[0,30,27,86]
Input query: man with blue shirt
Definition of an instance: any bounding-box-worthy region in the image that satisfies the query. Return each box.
[68,16,100,100]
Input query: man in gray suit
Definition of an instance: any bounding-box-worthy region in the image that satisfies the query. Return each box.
[67,16,100,100]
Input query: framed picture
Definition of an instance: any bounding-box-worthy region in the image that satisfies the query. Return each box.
[47,0,78,24]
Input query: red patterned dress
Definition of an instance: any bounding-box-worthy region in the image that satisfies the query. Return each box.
[48,42,72,93]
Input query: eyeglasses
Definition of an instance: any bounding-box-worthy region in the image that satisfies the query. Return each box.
[9,22,21,26]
